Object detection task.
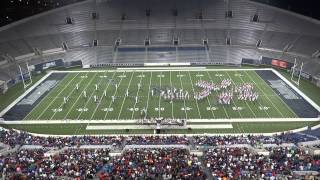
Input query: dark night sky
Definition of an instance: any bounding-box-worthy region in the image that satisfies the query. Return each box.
[0,0,320,26]
[252,0,320,20]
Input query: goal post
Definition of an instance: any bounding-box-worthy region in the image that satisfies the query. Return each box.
[18,62,33,90]
[290,58,303,86]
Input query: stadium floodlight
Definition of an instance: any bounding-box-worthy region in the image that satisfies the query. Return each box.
[291,58,303,86]
[18,62,33,90]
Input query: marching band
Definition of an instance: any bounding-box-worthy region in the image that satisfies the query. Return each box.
[159,88,190,101]
[69,78,258,113]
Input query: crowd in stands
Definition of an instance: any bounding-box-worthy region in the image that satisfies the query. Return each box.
[204,147,320,179]
[99,148,206,179]
[0,129,124,148]
[267,146,320,172]
[1,148,110,179]
[1,128,319,148]
[193,135,283,147]
[0,128,319,179]
[126,136,189,145]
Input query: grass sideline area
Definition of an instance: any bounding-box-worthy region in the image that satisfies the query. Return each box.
[0,73,46,112]
[1,121,316,135]
[0,66,319,135]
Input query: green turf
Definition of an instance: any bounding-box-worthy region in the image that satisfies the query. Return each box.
[2,121,315,135]
[24,70,297,121]
[0,73,46,112]
[279,70,320,106]
[1,67,319,135]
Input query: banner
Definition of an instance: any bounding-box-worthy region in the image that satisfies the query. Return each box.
[261,57,294,70]
[34,59,64,71]
[271,59,288,68]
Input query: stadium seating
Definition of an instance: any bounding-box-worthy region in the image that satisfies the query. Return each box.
[0,0,319,77]
[0,128,319,179]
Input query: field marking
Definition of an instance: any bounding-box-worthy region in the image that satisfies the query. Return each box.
[158,72,162,118]
[245,71,286,118]
[251,71,297,118]
[4,118,318,124]
[131,72,144,119]
[75,71,111,134]
[86,124,233,130]
[0,72,55,118]
[187,71,202,119]
[61,72,98,120]
[48,73,88,120]
[117,67,203,70]
[218,72,245,133]
[225,71,257,118]
[90,71,117,120]
[207,71,245,133]
[245,71,284,117]
[199,76,216,119]
[117,71,135,120]
[103,72,126,120]
[25,73,79,120]
[240,71,271,118]
[50,68,272,73]
[206,71,229,118]
[40,73,85,120]
[178,72,188,119]
[272,69,320,112]
[169,71,174,119]
[76,71,108,120]
[144,72,153,119]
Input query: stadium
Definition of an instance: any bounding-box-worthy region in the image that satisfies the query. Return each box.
[0,0,319,179]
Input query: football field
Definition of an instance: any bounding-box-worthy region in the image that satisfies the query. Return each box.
[24,68,297,121]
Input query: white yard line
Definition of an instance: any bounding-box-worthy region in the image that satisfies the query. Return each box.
[144,72,153,119]
[49,68,319,114]
[178,71,188,119]
[225,71,257,118]
[60,72,98,120]
[47,72,89,120]
[103,72,126,120]
[27,73,79,120]
[76,71,107,120]
[5,117,318,125]
[0,72,53,118]
[241,71,271,118]
[131,72,144,119]
[158,72,162,118]
[74,71,110,135]
[3,68,319,124]
[199,76,216,119]
[187,71,202,119]
[272,69,320,112]
[90,71,117,120]
[252,71,297,117]
[169,71,174,119]
[49,68,273,73]
[216,71,246,133]
[117,71,135,120]
[86,124,233,130]
[205,71,230,118]
[245,71,286,118]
